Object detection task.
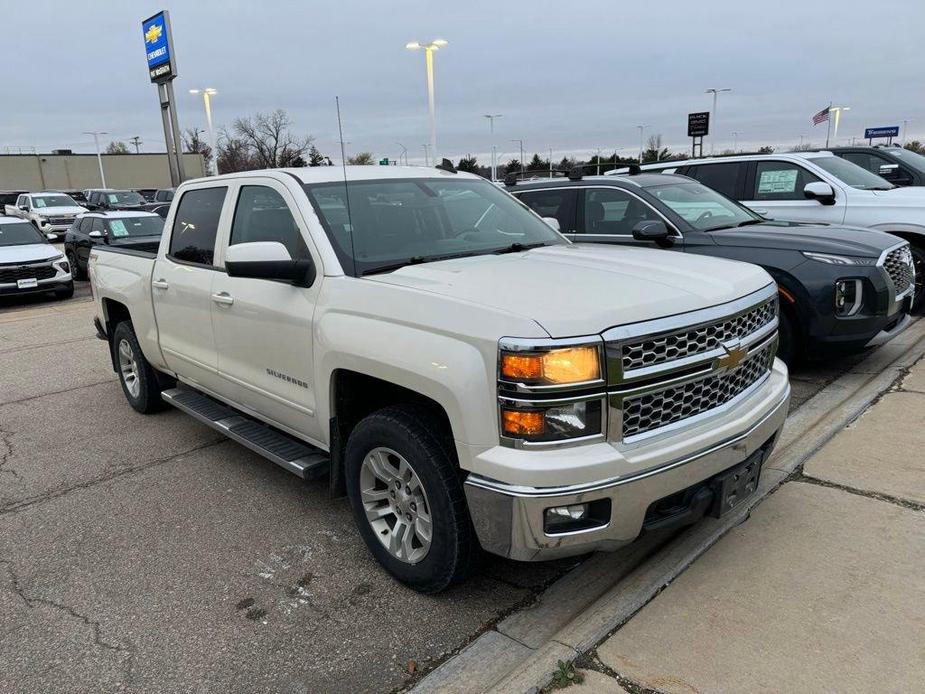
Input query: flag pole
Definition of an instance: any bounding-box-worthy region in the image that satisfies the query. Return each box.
[825,101,832,148]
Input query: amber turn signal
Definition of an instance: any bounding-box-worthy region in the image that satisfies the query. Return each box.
[501,409,545,436]
[501,346,600,385]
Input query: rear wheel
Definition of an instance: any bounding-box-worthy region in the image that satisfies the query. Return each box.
[345,405,476,593]
[112,321,167,414]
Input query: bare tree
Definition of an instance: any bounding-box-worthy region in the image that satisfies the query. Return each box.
[347,152,375,165]
[229,109,314,169]
[105,141,130,154]
[181,128,213,173]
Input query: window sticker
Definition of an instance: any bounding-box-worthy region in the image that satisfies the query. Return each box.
[34,198,46,208]
[758,169,798,195]
[109,220,128,237]
[107,194,120,203]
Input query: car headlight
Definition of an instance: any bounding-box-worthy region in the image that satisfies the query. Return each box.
[500,345,601,385]
[500,398,604,443]
[803,252,876,266]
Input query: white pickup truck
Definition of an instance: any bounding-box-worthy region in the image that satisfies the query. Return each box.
[89,166,790,592]
[5,192,88,241]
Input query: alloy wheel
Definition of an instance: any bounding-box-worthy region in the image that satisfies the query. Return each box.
[117,338,141,398]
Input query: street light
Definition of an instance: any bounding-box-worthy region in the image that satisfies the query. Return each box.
[83,131,108,187]
[732,131,742,152]
[406,39,447,165]
[395,142,408,165]
[511,139,524,173]
[189,88,218,175]
[422,143,430,166]
[902,119,913,145]
[829,105,850,145]
[705,87,732,154]
[636,125,647,164]
[483,114,502,181]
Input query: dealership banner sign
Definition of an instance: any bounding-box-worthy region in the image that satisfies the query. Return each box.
[143,11,176,83]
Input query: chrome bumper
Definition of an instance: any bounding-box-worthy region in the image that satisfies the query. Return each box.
[464,383,790,561]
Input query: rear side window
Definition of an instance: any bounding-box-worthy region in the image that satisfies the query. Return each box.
[686,162,743,198]
[753,161,820,200]
[517,189,577,232]
[229,186,309,259]
[168,187,227,266]
[582,187,661,235]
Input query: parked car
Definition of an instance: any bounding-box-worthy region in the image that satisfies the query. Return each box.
[84,189,148,212]
[134,188,158,202]
[4,192,88,241]
[510,172,914,363]
[89,166,790,592]
[64,211,164,280]
[632,152,925,309]
[144,188,174,213]
[825,145,925,188]
[0,190,28,210]
[0,216,73,299]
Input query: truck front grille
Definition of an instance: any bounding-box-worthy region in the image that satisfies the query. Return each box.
[621,298,775,372]
[48,217,75,227]
[621,343,773,439]
[0,262,56,283]
[883,245,914,297]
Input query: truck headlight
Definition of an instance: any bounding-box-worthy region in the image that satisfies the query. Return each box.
[500,399,603,442]
[500,345,601,385]
[835,279,863,316]
[803,252,876,266]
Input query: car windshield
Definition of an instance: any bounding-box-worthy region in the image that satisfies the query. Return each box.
[887,148,925,173]
[105,191,146,205]
[106,216,164,238]
[304,177,566,275]
[645,180,760,231]
[0,221,44,246]
[32,194,78,208]
[812,156,894,190]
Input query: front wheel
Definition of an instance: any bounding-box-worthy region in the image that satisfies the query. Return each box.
[112,321,167,414]
[345,405,476,593]
[909,244,925,313]
[54,282,74,300]
[776,309,799,366]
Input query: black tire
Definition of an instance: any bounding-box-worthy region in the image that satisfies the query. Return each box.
[909,244,925,314]
[777,308,799,366]
[345,405,476,593]
[111,321,167,414]
[66,250,85,280]
[54,282,74,300]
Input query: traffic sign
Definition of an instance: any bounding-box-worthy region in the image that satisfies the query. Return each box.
[688,112,710,137]
[142,11,176,83]
[379,158,390,165]
[864,126,900,139]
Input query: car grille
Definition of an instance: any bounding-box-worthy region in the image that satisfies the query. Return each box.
[621,298,776,373]
[0,262,56,283]
[883,245,914,297]
[621,343,774,439]
[47,217,75,227]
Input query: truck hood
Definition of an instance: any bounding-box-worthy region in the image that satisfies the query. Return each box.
[0,243,61,264]
[34,206,87,216]
[710,221,901,256]
[870,186,925,206]
[366,244,771,337]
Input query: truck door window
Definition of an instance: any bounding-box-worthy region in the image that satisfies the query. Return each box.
[753,161,820,200]
[582,188,660,235]
[229,185,310,259]
[686,162,743,198]
[168,186,227,266]
[517,189,577,232]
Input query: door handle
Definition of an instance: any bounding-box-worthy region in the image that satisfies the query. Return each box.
[211,292,234,306]
[152,279,169,290]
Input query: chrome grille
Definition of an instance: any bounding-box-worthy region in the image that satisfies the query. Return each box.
[47,217,75,226]
[883,246,914,296]
[622,344,773,439]
[621,299,776,372]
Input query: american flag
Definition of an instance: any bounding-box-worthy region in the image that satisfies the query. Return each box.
[812,107,830,126]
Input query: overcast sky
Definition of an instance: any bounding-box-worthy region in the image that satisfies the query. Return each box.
[5,0,924,164]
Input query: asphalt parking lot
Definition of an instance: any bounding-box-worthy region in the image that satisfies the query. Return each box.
[0,282,869,694]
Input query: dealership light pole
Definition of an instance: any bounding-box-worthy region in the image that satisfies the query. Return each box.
[406,39,447,164]
[84,131,108,187]
[483,114,502,181]
[829,105,850,143]
[189,88,217,175]
[636,125,647,164]
[732,131,741,152]
[705,87,731,154]
[511,139,524,173]
[902,119,912,144]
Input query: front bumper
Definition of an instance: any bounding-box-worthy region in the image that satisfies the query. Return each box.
[464,373,790,561]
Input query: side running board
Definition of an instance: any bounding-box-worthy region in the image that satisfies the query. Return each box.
[161,387,329,480]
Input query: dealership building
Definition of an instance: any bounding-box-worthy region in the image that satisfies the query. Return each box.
[0,152,205,191]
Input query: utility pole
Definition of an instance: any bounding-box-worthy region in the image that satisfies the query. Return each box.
[596,148,602,175]
[483,114,502,181]
[83,131,108,187]
[511,139,524,173]
[549,147,553,178]
[130,136,142,153]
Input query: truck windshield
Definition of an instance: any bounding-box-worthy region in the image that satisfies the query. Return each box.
[811,156,894,190]
[106,216,164,238]
[105,192,146,205]
[305,177,566,275]
[0,221,44,246]
[645,181,761,231]
[32,194,78,208]
[886,147,925,173]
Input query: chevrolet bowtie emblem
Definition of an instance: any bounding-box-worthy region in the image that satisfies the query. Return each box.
[145,23,163,44]
[715,341,747,372]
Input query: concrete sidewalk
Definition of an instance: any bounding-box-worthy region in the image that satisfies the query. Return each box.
[578,360,925,694]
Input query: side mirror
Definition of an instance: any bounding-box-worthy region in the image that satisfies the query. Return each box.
[542,216,561,232]
[19,205,28,211]
[225,241,315,287]
[88,230,104,239]
[632,220,673,247]
[803,182,836,205]
[45,233,56,241]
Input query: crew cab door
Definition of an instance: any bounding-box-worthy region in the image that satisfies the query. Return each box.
[210,180,324,442]
[740,160,847,223]
[151,184,230,394]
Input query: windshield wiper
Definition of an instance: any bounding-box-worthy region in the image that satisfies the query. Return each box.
[736,220,765,227]
[703,219,763,232]
[361,256,428,276]
[492,242,549,255]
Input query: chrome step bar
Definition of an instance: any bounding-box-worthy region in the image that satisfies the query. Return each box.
[161,387,329,480]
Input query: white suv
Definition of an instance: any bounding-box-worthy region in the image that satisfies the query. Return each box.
[631,152,925,307]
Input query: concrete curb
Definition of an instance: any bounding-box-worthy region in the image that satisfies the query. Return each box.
[410,318,925,694]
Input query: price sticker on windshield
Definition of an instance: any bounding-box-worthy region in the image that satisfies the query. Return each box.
[758,169,798,194]
[110,220,129,237]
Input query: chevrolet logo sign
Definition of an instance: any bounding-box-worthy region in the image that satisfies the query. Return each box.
[714,341,748,373]
[145,23,163,44]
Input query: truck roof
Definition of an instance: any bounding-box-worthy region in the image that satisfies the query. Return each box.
[189,166,480,186]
